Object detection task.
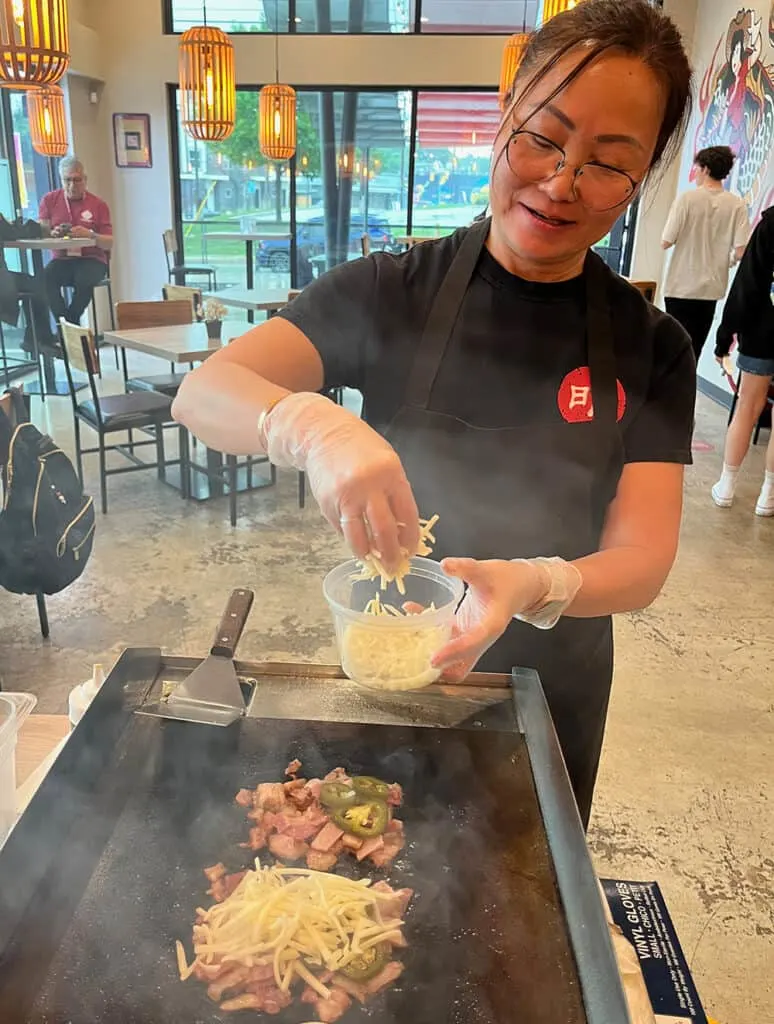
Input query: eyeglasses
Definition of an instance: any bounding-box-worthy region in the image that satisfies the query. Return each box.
[505,130,639,213]
[63,176,84,184]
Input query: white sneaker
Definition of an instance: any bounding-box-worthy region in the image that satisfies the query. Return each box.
[755,491,774,517]
[711,482,734,508]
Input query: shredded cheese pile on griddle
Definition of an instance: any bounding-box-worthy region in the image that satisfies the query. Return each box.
[354,514,439,594]
[176,861,405,1001]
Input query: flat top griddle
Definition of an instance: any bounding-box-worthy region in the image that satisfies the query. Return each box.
[0,652,630,1024]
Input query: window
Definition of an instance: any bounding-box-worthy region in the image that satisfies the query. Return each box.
[165,0,536,34]
[419,0,537,33]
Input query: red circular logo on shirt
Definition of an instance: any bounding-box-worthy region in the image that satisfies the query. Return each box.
[557,366,626,423]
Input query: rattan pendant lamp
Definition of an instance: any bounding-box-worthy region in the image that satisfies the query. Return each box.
[178,0,235,142]
[499,5,532,112]
[28,83,67,156]
[259,0,296,161]
[0,0,69,88]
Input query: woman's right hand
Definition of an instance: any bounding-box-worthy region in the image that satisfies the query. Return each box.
[262,392,420,570]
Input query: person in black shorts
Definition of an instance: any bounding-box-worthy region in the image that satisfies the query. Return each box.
[173,0,696,828]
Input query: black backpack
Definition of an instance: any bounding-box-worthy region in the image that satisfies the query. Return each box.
[0,393,95,595]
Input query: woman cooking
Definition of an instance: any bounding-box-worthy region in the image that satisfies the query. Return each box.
[173,0,695,828]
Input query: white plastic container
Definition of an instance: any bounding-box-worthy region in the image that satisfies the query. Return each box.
[323,556,464,691]
[0,692,37,849]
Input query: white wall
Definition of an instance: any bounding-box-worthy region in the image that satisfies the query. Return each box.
[71,0,507,302]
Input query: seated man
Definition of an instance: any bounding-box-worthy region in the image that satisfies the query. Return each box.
[39,156,112,327]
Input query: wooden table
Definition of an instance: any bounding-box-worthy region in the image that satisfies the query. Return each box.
[16,714,70,789]
[203,287,290,320]
[395,235,433,249]
[103,320,247,363]
[205,232,292,291]
[102,321,272,506]
[2,237,92,397]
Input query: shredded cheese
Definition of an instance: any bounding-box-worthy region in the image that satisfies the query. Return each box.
[178,861,405,995]
[341,618,446,691]
[355,514,439,593]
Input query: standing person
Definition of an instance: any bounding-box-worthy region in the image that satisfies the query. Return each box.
[712,206,774,515]
[661,146,749,363]
[38,156,113,326]
[173,0,695,827]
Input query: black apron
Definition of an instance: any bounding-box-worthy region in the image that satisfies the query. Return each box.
[383,218,624,827]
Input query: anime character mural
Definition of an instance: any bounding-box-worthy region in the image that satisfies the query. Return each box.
[694,6,774,220]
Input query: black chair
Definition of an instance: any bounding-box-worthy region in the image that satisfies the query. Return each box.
[59,321,189,514]
[163,229,217,291]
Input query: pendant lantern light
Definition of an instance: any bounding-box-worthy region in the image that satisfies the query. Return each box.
[178,2,235,142]
[0,0,69,89]
[259,0,295,161]
[542,0,582,21]
[28,83,67,156]
[499,32,530,110]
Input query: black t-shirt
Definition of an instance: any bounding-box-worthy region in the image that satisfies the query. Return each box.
[279,227,696,467]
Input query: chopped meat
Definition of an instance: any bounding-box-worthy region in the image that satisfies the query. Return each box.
[283,777,307,793]
[315,986,352,1022]
[248,826,267,851]
[341,833,363,851]
[323,767,352,785]
[285,758,302,777]
[246,964,276,984]
[273,806,327,842]
[364,960,404,996]
[255,783,286,812]
[372,883,413,919]
[386,782,403,807]
[306,849,338,872]
[268,833,309,861]
[224,871,246,897]
[247,806,265,822]
[220,993,264,1011]
[208,878,227,902]
[235,788,254,808]
[203,862,226,884]
[356,835,384,861]
[193,961,225,982]
[387,930,408,948]
[286,786,314,810]
[369,841,402,869]
[263,987,292,1014]
[311,821,345,852]
[207,965,249,1001]
[300,986,318,1005]
[306,778,323,800]
[386,818,404,835]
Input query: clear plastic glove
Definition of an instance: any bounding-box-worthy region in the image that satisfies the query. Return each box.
[431,558,549,682]
[262,392,419,570]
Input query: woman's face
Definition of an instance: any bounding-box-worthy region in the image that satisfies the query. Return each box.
[488,50,665,277]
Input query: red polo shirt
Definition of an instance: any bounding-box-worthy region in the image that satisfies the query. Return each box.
[38,189,112,264]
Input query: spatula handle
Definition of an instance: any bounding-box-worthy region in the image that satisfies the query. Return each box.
[211,588,255,658]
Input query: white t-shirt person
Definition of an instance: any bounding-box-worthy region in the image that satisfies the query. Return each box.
[662,146,749,363]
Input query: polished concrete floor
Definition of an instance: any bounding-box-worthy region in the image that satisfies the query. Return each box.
[1,358,771,1024]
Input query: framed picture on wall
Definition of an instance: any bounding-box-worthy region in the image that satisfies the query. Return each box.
[113,113,152,168]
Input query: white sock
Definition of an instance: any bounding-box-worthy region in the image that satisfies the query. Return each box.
[715,464,740,499]
[760,469,774,498]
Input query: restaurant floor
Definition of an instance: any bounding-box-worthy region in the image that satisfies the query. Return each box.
[1,363,771,1024]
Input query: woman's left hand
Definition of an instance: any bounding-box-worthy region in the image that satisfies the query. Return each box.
[431,557,548,682]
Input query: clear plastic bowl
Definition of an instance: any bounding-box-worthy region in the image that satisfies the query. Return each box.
[323,556,464,692]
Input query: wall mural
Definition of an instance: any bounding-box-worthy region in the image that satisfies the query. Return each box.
[694,4,774,222]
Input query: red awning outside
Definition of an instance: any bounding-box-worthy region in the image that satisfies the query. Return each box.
[416,92,502,149]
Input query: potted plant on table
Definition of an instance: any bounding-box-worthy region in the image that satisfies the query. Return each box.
[200,298,228,341]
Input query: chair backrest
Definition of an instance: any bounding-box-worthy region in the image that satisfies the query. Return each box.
[360,233,371,257]
[287,289,302,302]
[59,320,101,417]
[162,283,202,315]
[163,228,178,259]
[115,299,192,330]
[630,280,657,303]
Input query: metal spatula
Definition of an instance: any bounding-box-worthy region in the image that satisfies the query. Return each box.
[139,589,255,727]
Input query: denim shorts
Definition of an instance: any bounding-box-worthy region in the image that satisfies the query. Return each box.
[737,354,774,377]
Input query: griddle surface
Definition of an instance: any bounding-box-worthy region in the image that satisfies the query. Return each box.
[0,716,585,1023]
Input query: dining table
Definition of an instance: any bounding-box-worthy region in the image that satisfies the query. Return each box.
[2,237,92,397]
[204,231,291,292]
[101,319,274,510]
[203,286,290,324]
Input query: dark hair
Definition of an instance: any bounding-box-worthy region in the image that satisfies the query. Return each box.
[504,0,693,174]
[694,145,736,181]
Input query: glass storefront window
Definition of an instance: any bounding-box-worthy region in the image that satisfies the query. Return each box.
[419,0,536,33]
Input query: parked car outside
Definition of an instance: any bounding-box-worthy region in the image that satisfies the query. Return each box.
[257,214,394,271]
